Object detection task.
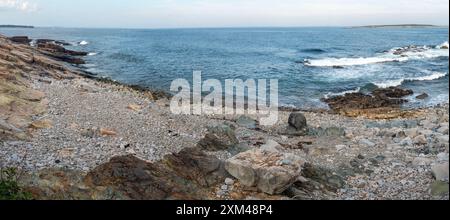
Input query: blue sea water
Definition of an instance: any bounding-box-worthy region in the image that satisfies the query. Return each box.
[1,27,448,109]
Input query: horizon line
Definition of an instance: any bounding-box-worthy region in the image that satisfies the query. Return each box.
[1,24,449,30]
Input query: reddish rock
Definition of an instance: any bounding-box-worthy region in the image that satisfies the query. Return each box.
[323,87,414,113]
[84,147,227,199]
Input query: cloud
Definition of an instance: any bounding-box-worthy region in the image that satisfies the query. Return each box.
[0,0,37,12]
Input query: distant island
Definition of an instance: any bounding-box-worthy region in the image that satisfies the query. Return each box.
[353,24,438,28]
[0,25,34,28]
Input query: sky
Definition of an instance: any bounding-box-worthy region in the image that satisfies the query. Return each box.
[0,0,449,28]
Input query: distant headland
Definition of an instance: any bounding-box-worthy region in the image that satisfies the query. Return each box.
[353,24,440,28]
[0,25,34,28]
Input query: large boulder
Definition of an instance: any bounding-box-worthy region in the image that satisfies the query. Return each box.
[288,112,308,131]
[197,124,239,151]
[224,149,305,195]
[432,163,449,182]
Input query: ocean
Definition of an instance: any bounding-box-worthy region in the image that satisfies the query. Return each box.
[1,27,448,109]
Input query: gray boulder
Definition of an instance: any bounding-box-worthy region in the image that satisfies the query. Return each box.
[224,149,305,195]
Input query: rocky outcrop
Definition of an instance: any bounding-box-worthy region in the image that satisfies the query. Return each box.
[37,42,87,64]
[7,36,32,45]
[416,93,429,100]
[322,87,416,119]
[36,39,71,46]
[24,147,228,200]
[0,35,85,140]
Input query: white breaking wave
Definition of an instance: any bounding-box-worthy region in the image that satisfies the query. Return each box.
[436,41,449,49]
[305,56,408,67]
[79,40,89,45]
[88,52,97,56]
[305,42,449,67]
[324,87,361,99]
[374,72,448,88]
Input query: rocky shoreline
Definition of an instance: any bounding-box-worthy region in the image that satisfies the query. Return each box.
[1,34,449,200]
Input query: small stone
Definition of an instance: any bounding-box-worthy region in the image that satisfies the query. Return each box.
[400,137,413,146]
[30,119,53,129]
[225,178,235,185]
[335,145,347,152]
[260,139,281,153]
[81,128,97,138]
[221,185,228,191]
[359,139,376,147]
[127,104,142,111]
[413,135,427,145]
[100,128,117,136]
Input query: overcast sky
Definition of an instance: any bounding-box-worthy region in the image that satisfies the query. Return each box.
[1,0,449,28]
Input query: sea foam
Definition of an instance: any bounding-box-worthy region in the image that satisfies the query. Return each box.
[373,71,448,88]
[79,40,89,45]
[305,42,449,67]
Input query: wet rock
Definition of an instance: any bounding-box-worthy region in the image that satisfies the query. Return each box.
[198,124,239,151]
[416,93,429,100]
[322,87,413,114]
[372,87,414,98]
[8,36,32,45]
[37,42,87,64]
[36,39,71,46]
[37,42,87,56]
[224,149,305,195]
